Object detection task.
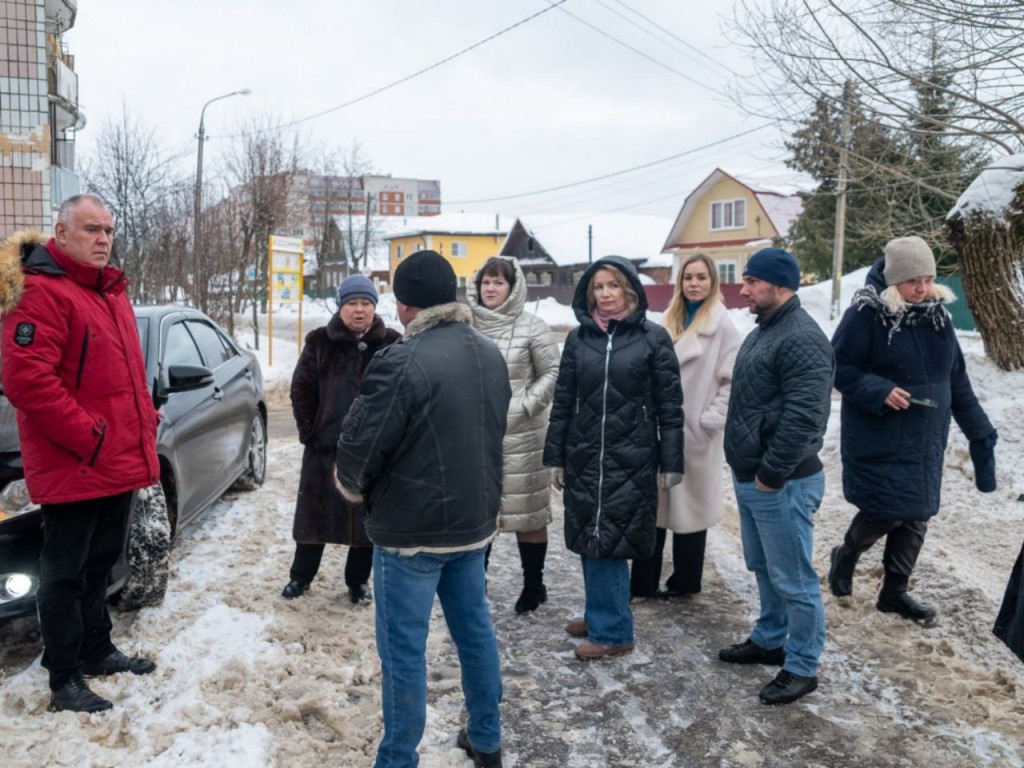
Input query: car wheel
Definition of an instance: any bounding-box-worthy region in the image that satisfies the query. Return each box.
[232,412,267,491]
[112,483,171,612]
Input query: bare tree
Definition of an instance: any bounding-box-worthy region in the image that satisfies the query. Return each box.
[216,115,301,346]
[731,1,1024,154]
[83,107,187,302]
[338,142,380,276]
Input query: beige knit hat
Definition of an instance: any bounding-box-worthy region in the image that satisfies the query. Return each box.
[883,236,936,286]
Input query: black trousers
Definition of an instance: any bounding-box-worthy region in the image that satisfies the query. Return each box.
[289,542,373,588]
[994,539,1024,664]
[842,511,928,577]
[38,491,133,690]
[630,527,708,597]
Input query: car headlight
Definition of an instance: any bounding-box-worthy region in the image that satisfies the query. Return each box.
[0,478,39,520]
[0,572,38,602]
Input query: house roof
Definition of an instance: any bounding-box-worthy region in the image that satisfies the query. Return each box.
[506,213,674,268]
[380,212,515,239]
[662,168,802,251]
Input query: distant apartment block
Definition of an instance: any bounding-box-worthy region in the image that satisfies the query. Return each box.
[295,172,441,233]
[0,0,82,236]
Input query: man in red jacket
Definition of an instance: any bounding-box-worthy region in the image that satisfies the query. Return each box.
[0,194,160,713]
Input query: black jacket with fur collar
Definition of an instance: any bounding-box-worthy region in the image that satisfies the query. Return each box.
[335,302,512,549]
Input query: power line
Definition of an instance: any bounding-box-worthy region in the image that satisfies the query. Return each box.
[606,0,745,77]
[445,123,775,205]
[214,1,568,139]
[545,0,721,93]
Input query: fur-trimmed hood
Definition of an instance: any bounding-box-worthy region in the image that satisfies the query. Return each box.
[402,301,473,338]
[0,230,44,315]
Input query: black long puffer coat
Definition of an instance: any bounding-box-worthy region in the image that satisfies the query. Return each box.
[290,313,400,545]
[543,256,684,559]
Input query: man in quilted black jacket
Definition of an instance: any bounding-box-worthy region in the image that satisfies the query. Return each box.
[720,248,835,706]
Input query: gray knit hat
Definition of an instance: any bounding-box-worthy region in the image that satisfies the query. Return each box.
[883,236,936,287]
[336,274,378,307]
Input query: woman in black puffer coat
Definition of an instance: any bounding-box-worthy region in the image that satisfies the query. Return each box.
[544,256,683,659]
[282,276,400,604]
[828,237,996,625]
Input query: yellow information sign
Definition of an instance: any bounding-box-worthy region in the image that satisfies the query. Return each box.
[268,234,305,366]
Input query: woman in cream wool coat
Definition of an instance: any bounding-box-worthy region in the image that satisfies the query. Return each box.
[468,256,561,614]
[631,252,741,598]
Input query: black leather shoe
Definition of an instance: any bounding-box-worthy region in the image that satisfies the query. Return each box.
[457,727,503,768]
[759,669,818,705]
[655,586,697,600]
[828,545,855,597]
[877,592,937,625]
[349,583,371,605]
[514,583,547,614]
[81,650,156,677]
[281,580,309,599]
[718,638,785,666]
[49,675,113,713]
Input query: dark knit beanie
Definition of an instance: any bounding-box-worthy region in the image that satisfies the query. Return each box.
[393,250,457,309]
[336,274,378,307]
[743,247,801,290]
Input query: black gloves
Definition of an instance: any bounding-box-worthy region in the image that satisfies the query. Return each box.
[969,430,998,493]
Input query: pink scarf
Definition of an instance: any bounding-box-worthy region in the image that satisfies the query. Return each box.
[590,307,629,333]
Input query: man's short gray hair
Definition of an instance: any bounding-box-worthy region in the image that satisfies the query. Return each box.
[57,194,110,226]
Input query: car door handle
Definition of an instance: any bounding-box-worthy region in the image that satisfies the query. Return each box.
[212,387,224,401]
[244,368,253,379]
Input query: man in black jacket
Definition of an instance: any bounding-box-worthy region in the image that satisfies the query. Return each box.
[336,250,511,768]
[720,248,835,706]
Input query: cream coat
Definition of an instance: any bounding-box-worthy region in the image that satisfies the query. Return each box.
[657,300,740,533]
[468,259,560,532]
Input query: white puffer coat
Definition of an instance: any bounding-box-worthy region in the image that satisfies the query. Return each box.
[656,300,740,533]
[468,258,560,532]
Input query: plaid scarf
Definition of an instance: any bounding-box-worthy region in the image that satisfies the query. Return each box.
[852,285,949,344]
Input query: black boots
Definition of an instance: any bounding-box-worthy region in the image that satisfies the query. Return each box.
[514,541,548,614]
[81,650,156,677]
[281,579,309,599]
[877,572,937,625]
[828,544,858,597]
[49,675,113,713]
[457,727,503,767]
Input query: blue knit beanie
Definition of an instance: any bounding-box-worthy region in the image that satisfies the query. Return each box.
[336,275,378,307]
[743,248,800,290]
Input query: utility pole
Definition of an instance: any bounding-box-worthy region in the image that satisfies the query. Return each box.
[830,80,854,319]
[588,224,593,264]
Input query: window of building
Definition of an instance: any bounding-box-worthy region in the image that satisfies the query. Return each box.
[450,242,468,257]
[459,276,467,287]
[396,245,404,260]
[710,199,746,231]
[718,260,737,284]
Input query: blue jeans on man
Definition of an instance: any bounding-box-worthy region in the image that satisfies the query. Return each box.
[372,546,501,768]
[580,554,633,645]
[733,471,826,677]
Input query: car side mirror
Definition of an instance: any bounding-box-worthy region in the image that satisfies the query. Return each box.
[166,364,215,393]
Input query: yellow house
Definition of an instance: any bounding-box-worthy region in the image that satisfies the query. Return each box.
[383,214,516,287]
[662,169,802,283]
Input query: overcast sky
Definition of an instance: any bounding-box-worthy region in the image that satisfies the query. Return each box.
[67,0,798,220]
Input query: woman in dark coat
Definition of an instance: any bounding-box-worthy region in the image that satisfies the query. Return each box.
[543,255,683,660]
[828,236,997,624]
[282,275,400,603]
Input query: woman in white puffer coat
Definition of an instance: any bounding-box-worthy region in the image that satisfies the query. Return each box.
[631,252,741,599]
[468,256,561,614]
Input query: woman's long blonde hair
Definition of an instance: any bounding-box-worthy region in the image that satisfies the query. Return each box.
[587,263,639,315]
[663,253,722,341]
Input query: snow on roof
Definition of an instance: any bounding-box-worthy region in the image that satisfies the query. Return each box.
[754,192,803,239]
[948,154,1024,221]
[381,212,515,239]
[513,213,674,268]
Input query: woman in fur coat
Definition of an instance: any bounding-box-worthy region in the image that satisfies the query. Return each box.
[468,256,560,614]
[282,275,400,604]
[631,253,740,598]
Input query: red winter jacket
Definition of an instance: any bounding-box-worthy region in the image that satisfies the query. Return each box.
[0,234,159,504]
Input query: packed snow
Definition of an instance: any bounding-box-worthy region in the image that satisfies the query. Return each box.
[1,274,1023,767]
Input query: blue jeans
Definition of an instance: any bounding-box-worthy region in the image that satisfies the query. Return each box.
[373,546,502,768]
[733,471,826,677]
[581,555,633,646]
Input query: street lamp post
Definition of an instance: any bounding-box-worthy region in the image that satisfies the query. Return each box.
[194,88,251,312]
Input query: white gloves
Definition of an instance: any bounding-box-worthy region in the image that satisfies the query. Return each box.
[552,467,564,491]
[659,472,683,490]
